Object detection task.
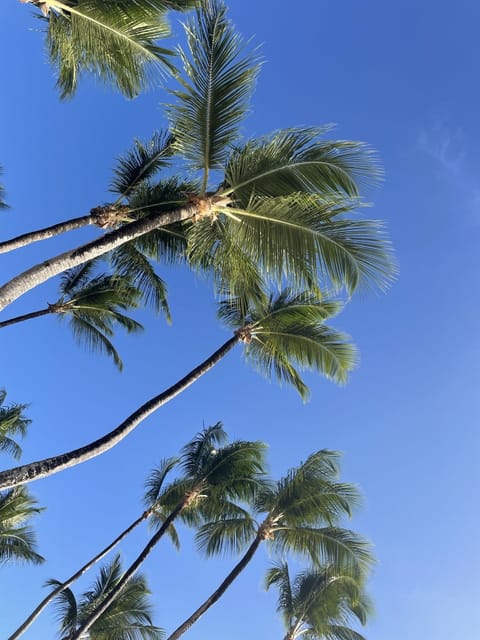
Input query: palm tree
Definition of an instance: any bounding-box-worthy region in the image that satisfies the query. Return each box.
[0,289,356,490]
[166,450,372,640]
[0,389,31,460]
[0,0,394,313]
[8,458,179,640]
[0,262,145,370]
[49,554,163,639]
[0,486,44,566]
[265,561,372,640]
[70,424,267,639]
[19,0,199,98]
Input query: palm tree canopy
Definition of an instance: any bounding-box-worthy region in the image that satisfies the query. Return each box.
[23,0,199,98]
[49,554,163,638]
[0,390,31,460]
[218,289,358,399]
[144,423,267,531]
[196,450,373,574]
[0,486,44,566]
[56,261,146,370]
[266,561,372,640]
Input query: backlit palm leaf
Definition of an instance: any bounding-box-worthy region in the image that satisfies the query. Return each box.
[0,390,31,461]
[40,0,179,98]
[0,487,44,566]
[168,0,261,191]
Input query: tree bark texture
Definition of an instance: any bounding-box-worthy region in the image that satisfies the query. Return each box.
[0,335,239,490]
[0,215,92,255]
[0,204,198,312]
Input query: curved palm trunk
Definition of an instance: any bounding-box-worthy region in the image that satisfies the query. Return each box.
[71,496,191,640]
[167,532,264,640]
[0,215,92,255]
[0,203,198,312]
[8,509,151,640]
[0,307,53,328]
[0,335,239,490]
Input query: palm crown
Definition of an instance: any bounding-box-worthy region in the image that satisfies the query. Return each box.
[266,561,372,640]
[0,486,44,566]
[49,554,163,639]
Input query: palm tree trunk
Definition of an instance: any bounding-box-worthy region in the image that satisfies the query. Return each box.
[0,203,198,312]
[8,509,151,640]
[0,307,52,328]
[166,532,264,640]
[0,215,92,255]
[0,334,240,490]
[70,496,191,640]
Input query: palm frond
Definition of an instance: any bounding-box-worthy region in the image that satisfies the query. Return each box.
[265,562,295,625]
[0,487,44,566]
[111,130,174,198]
[168,0,261,189]
[0,390,31,460]
[42,0,177,98]
[0,165,8,210]
[69,315,124,370]
[180,422,227,477]
[59,259,99,297]
[144,457,181,508]
[48,579,79,637]
[195,513,257,556]
[222,127,382,203]
[110,244,171,318]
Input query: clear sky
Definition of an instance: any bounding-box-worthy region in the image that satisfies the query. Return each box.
[1,1,479,639]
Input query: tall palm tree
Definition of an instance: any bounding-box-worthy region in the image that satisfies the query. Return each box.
[49,554,163,639]
[19,0,199,98]
[0,486,44,566]
[0,289,356,490]
[70,424,267,639]
[0,262,145,370]
[0,389,31,460]
[8,458,179,640]
[265,561,372,640]
[0,1,394,313]
[166,450,372,640]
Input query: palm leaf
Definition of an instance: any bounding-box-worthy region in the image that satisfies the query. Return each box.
[42,0,178,98]
[0,390,31,460]
[168,0,261,190]
[48,579,79,637]
[69,315,124,370]
[111,130,174,198]
[222,127,382,203]
[0,487,44,566]
[195,513,257,556]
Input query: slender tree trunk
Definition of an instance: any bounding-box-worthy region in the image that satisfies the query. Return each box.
[0,215,92,255]
[71,496,191,639]
[0,334,239,490]
[8,509,151,640]
[0,307,52,328]
[166,532,264,640]
[0,203,198,312]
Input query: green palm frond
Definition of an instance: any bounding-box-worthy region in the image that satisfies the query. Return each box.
[195,512,257,556]
[69,316,123,370]
[168,0,261,190]
[0,390,31,460]
[264,562,295,624]
[272,527,372,572]
[214,193,395,293]
[0,487,44,566]
[110,244,171,318]
[222,127,382,203]
[180,422,228,477]
[59,258,99,295]
[111,130,174,198]
[219,290,357,399]
[144,457,181,508]
[40,0,178,98]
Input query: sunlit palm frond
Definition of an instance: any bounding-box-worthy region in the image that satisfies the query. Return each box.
[0,487,44,566]
[168,0,261,190]
[42,0,177,98]
[111,130,175,198]
[180,422,227,478]
[216,193,395,294]
[0,390,31,460]
[110,244,171,318]
[222,127,382,204]
[144,457,181,509]
[195,513,257,556]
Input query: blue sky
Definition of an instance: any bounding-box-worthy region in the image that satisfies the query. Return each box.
[1,1,479,638]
